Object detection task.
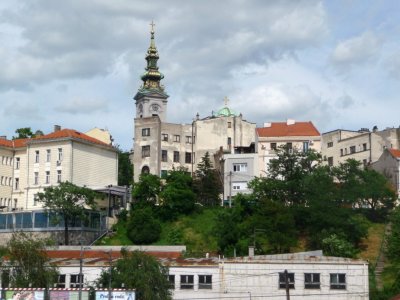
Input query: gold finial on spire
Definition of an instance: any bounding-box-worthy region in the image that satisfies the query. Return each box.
[224,96,229,107]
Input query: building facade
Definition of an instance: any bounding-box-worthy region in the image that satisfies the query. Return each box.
[321,127,400,167]
[133,28,255,182]
[372,148,400,197]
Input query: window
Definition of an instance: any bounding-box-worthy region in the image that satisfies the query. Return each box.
[45,171,50,184]
[35,150,40,163]
[303,141,309,152]
[142,145,150,158]
[345,148,348,155]
[34,172,39,185]
[162,133,168,142]
[142,128,151,136]
[233,163,247,172]
[57,170,62,183]
[232,182,247,190]
[304,273,320,289]
[56,274,66,288]
[173,135,181,142]
[185,152,192,164]
[286,143,293,153]
[350,146,356,154]
[271,143,277,150]
[327,157,333,167]
[227,137,232,145]
[186,136,192,144]
[228,122,232,128]
[327,142,333,148]
[58,148,63,161]
[14,178,19,190]
[173,151,180,163]
[15,157,20,169]
[180,275,194,289]
[70,274,84,288]
[46,149,51,162]
[363,143,367,151]
[330,273,346,289]
[279,272,295,289]
[160,170,168,179]
[199,275,212,289]
[161,150,168,162]
[167,275,175,289]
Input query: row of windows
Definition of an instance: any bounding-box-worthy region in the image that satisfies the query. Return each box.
[168,275,212,290]
[141,146,194,164]
[0,198,15,209]
[0,176,12,186]
[269,142,310,152]
[1,156,13,166]
[142,128,196,144]
[340,143,368,156]
[33,170,62,185]
[279,272,346,290]
[33,148,63,164]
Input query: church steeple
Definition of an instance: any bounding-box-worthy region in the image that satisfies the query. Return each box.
[140,21,165,91]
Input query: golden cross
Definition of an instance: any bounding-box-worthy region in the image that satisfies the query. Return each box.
[150,20,155,33]
[224,96,229,106]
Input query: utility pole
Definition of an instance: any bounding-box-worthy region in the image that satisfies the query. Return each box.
[79,246,90,300]
[284,269,290,300]
[107,250,112,300]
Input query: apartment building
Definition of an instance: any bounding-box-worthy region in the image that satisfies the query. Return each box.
[372,148,400,196]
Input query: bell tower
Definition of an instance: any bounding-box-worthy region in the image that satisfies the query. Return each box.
[134,21,169,122]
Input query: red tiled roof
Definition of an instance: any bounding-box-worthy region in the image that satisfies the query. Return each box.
[0,129,111,149]
[389,148,400,158]
[256,121,320,137]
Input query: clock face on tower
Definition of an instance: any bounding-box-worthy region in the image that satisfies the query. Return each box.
[150,104,160,113]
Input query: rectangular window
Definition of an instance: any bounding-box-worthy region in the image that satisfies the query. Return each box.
[303,141,309,152]
[142,128,150,136]
[330,273,346,289]
[173,151,180,163]
[173,135,181,142]
[186,136,192,144]
[15,178,19,190]
[327,142,333,148]
[328,157,333,167]
[180,275,194,289]
[305,273,320,289]
[233,163,247,172]
[142,145,150,158]
[185,152,192,164]
[363,143,367,151]
[70,274,84,288]
[162,133,168,142]
[46,149,51,162]
[168,275,175,289]
[57,170,62,183]
[228,122,232,128]
[232,182,247,190]
[227,137,232,145]
[56,274,66,288]
[15,157,20,169]
[199,275,212,289]
[34,172,39,185]
[350,146,356,154]
[58,148,63,161]
[271,143,277,150]
[161,150,168,162]
[286,143,293,153]
[279,272,295,289]
[160,170,168,179]
[45,171,50,184]
[35,150,40,163]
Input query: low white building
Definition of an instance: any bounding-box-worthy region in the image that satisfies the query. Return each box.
[41,247,369,300]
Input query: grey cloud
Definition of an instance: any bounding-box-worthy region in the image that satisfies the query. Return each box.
[335,94,355,109]
[56,98,108,114]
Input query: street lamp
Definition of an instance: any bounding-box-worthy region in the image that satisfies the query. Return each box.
[104,250,113,300]
[79,246,91,300]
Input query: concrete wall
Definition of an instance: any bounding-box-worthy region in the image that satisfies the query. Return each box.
[372,150,400,195]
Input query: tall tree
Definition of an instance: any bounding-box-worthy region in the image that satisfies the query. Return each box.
[4,232,59,288]
[118,150,133,186]
[97,249,172,300]
[132,174,161,205]
[127,207,161,244]
[36,181,96,245]
[194,152,222,206]
[13,127,36,139]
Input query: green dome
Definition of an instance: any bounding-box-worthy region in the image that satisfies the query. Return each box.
[215,106,238,117]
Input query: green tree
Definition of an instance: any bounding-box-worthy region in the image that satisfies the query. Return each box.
[13,127,37,139]
[4,232,59,288]
[160,169,196,219]
[194,152,222,206]
[97,249,172,300]
[132,174,161,205]
[118,150,133,186]
[36,181,96,245]
[127,207,161,244]
[386,208,400,263]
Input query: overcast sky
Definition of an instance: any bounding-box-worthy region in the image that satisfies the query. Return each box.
[0,0,399,150]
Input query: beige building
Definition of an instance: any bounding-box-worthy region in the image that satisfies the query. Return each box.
[372,148,400,196]
[133,27,255,181]
[0,137,15,210]
[256,120,321,175]
[321,127,400,167]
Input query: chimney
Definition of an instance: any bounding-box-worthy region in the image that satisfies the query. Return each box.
[263,122,272,128]
[287,119,295,125]
[248,246,255,258]
[54,125,61,132]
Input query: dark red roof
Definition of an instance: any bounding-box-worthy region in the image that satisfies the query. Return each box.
[257,121,320,137]
[389,148,400,158]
